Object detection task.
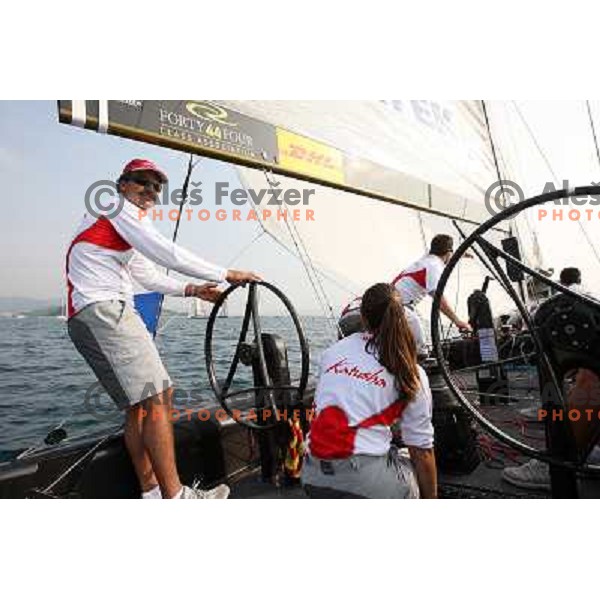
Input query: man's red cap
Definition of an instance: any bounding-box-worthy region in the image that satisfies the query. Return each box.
[121,159,168,183]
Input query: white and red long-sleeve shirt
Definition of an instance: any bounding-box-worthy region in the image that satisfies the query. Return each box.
[308,332,434,459]
[392,253,445,306]
[66,201,227,318]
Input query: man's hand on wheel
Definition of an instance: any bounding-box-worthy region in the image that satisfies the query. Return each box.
[185,283,223,304]
[226,270,262,284]
[456,320,473,333]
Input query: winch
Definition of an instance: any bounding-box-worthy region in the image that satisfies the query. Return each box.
[422,357,480,475]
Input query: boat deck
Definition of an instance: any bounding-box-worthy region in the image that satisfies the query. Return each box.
[230,456,600,499]
[3,375,600,498]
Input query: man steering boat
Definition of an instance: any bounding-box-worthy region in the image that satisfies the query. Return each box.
[66,158,260,500]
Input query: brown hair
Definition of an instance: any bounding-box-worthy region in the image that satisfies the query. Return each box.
[360,283,421,401]
[560,267,581,286]
[430,234,454,257]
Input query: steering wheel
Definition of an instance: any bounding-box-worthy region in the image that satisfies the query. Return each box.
[431,185,600,472]
[205,281,310,430]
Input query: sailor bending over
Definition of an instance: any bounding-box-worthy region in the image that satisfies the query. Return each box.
[340,235,471,352]
[503,267,600,491]
[66,158,259,500]
[302,283,437,499]
[392,234,471,341]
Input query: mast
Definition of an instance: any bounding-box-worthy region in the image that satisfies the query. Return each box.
[481,100,527,303]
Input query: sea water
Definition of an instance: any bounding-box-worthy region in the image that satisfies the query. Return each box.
[0,315,335,460]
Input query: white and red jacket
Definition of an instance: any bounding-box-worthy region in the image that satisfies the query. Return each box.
[66,201,227,318]
[308,332,434,459]
[392,253,445,306]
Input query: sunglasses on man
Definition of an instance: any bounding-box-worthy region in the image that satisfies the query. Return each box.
[127,175,162,193]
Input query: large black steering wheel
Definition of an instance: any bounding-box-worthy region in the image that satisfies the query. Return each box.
[431,185,600,472]
[205,281,310,430]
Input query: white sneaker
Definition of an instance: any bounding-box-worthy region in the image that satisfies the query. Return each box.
[180,483,230,500]
[502,459,550,491]
[141,485,162,500]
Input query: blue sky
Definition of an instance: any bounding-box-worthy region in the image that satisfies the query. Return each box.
[0,101,347,315]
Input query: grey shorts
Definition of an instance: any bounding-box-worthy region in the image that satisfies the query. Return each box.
[68,300,172,410]
[301,447,420,499]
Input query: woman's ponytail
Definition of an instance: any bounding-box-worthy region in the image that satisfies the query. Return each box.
[361,283,420,400]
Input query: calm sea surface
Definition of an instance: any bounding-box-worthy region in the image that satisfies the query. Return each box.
[0,315,335,461]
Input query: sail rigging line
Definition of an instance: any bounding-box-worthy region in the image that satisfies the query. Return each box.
[585,100,600,172]
[497,138,537,303]
[236,168,358,299]
[261,169,341,340]
[512,101,559,183]
[495,107,545,270]
[482,100,529,304]
[495,110,547,311]
[40,426,122,495]
[512,101,600,269]
[155,154,200,334]
[260,225,360,297]
[224,228,266,268]
[240,176,360,299]
[263,170,341,339]
[168,154,199,262]
[280,200,342,339]
[482,101,509,209]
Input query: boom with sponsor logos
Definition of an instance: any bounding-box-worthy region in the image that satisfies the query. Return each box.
[58,100,495,223]
[58,100,513,310]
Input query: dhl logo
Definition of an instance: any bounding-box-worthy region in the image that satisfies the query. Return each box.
[277,129,344,185]
[286,144,336,170]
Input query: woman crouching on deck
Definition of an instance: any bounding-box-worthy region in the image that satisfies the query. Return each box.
[302,283,437,499]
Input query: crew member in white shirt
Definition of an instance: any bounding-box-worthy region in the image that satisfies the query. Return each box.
[302,283,437,499]
[67,158,260,500]
[392,234,472,339]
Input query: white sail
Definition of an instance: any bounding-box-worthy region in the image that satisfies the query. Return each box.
[188,298,209,319]
[221,100,496,218]
[237,166,509,333]
[487,100,600,298]
[231,100,511,324]
[188,297,228,319]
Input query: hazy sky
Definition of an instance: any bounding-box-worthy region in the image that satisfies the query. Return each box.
[0,101,349,316]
